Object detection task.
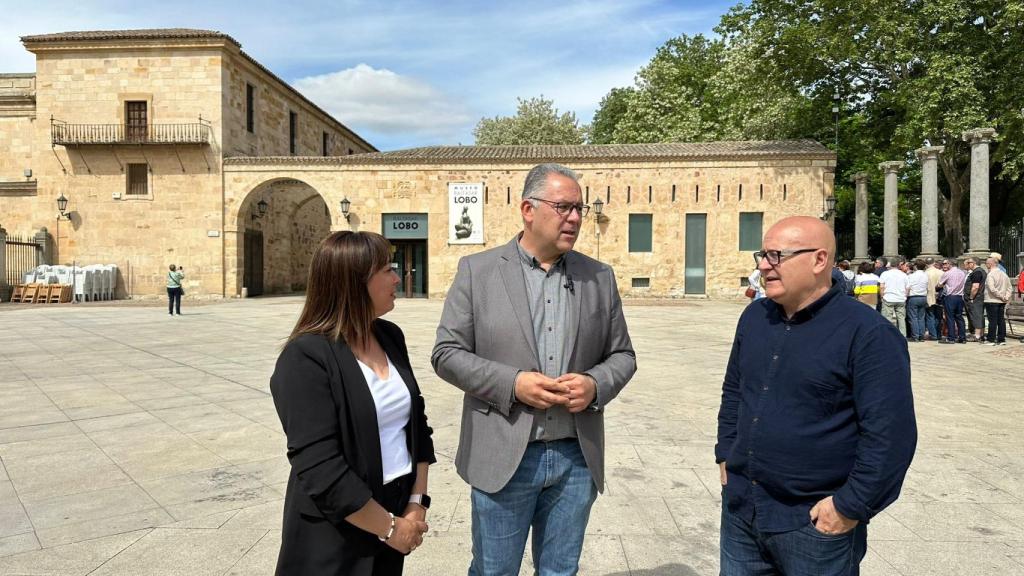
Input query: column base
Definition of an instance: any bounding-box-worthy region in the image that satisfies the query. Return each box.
[916,252,943,261]
[961,251,992,264]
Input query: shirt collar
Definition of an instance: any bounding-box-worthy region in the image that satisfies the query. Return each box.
[516,234,565,271]
[770,282,844,324]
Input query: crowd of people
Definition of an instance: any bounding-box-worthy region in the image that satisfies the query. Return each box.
[842,253,1020,345]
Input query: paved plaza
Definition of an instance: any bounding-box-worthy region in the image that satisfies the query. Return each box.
[0,297,1022,575]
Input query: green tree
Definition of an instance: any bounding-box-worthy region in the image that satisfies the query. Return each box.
[473,96,589,145]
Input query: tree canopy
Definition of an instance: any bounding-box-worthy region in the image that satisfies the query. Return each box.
[473,96,589,145]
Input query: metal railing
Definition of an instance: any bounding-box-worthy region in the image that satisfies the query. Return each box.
[3,235,44,288]
[51,121,210,145]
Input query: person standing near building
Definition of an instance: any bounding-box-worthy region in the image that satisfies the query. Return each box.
[716,216,916,576]
[963,258,987,342]
[924,258,944,341]
[166,264,184,316]
[937,259,968,344]
[984,257,1013,346]
[879,259,909,337]
[432,163,637,576]
[990,252,1008,274]
[906,259,929,342]
[853,262,880,308]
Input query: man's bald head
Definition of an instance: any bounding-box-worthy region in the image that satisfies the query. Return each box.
[764,216,836,264]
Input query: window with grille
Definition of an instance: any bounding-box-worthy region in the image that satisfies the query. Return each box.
[126,164,148,196]
[125,101,147,142]
[246,84,255,133]
[628,214,653,252]
[739,212,763,251]
[631,277,650,288]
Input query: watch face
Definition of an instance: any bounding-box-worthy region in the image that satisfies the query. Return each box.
[421,494,431,509]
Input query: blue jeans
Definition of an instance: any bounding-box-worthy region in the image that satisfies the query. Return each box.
[468,440,597,576]
[943,295,965,341]
[925,304,943,339]
[720,505,867,576]
[906,296,927,340]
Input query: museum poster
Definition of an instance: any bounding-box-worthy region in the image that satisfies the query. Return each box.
[448,182,485,244]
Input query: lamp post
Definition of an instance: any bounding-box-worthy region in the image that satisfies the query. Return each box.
[592,197,605,261]
[251,198,268,220]
[55,193,69,265]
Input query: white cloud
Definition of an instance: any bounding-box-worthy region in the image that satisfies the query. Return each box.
[292,64,474,140]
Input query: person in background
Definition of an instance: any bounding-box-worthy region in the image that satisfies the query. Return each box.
[879,259,909,337]
[937,259,968,344]
[963,258,987,342]
[748,268,766,300]
[924,258,945,341]
[990,252,1007,274]
[906,259,929,342]
[166,264,184,316]
[853,262,880,308]
[838,260,856,296]
[984,257,1013,346]
[872,257,887,312]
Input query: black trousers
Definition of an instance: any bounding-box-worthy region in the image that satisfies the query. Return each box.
[371,473,416,576]
[167,287,182,315]
[985,303,1006,343]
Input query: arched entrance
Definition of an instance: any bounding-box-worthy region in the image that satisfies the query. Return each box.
[237,178,330,296]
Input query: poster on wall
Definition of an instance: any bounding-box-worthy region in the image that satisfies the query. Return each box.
[448,182,485,244]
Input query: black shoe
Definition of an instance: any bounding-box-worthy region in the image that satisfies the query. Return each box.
[957,340,966,344]
[938,339,954,344]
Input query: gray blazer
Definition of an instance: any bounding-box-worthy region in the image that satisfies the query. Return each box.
[431,236,636,493]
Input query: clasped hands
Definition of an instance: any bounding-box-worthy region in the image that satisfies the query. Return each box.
[514,372,595,413]
[385,504,429,555]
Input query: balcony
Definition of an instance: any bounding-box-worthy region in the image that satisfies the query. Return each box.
[51,119,210,146]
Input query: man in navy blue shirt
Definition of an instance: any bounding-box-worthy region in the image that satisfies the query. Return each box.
[716,216,917,576]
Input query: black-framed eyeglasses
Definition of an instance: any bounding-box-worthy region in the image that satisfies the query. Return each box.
[753,248,820,266]
[528,198,590,218]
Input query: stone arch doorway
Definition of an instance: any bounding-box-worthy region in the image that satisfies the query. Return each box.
[236,178,330,296]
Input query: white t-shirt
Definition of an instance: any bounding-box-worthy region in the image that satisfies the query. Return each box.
[907,270,929,297]
[879,268,909,303]
[356,354,413,483]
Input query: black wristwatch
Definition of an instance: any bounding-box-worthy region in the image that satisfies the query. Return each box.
[408,494,431,509]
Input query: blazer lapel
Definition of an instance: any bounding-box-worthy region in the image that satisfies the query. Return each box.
[564,251,583,369]
[328,339,384,490]
[498,238,539,358]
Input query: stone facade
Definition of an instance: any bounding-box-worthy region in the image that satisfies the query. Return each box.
[1,29,836,301]
[0,29,373,298]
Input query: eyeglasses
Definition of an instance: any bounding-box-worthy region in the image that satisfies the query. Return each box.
[753,248,820,267]
[528,198,590,218]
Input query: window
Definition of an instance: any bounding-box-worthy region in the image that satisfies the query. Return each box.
[348,148,354,155]
[739,212,763,251]
[289,111,297,154]
[246,84,255,133]
[322,131,329,156]
[631,277,650,288]
[126,163,148,196]
[125,101,147,142]
[628,214,653,253]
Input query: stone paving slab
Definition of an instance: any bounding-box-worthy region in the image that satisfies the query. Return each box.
[0,297,1023,575]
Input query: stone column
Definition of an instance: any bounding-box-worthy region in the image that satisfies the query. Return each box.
[878,161,903,258]
[34,227,53,266]
[915,146,944,257]
[850,172,870,261]
[962,128,998,257]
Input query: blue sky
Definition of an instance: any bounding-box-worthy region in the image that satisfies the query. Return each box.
[1,0,734,151]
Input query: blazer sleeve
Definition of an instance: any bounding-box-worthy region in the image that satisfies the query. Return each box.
[585,270,637,409]
[432,256,521,416]
[384,322,437,465]
[270,336,373,522]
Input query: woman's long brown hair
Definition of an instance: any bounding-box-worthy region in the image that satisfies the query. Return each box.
[288,231,392,348]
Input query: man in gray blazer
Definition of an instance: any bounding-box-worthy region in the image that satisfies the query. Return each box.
[432,163,636,576]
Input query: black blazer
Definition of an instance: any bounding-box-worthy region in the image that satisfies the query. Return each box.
[270,319,436,576]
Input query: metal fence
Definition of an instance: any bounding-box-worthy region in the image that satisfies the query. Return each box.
[992,218,1024,278]
[3,234,43,289]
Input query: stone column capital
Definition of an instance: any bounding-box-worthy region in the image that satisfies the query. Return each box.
[878,161,903,174]
[849,171,869,183]
[962,127,998,144]
[914,146,945,160]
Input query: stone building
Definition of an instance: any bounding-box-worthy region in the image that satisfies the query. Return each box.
[1,28,836,301]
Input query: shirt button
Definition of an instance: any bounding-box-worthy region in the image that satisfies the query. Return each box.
[752,417,759,424]
[785,326,791,331]
[546,299,551,304]
[548,327,552,332]
[747,449,754,456]
[772,355,779,361]
[548,356,554,360]
[751,480,759,486]
[762,386,769,391]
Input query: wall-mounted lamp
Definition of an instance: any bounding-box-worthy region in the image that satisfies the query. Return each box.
[56,193,71,220]
[24,168,33,180]
[340,197,352,223]
[251,198,268,220]
[822,195,837,221]
[592,197,606,261]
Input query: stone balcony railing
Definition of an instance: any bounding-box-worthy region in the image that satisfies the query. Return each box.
[51,121,210,146]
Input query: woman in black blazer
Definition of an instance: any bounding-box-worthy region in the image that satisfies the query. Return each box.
[270,231,436,575]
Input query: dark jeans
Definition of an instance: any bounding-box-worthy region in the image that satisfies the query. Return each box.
[926,304,943,339]
[906,296,927,340]
[720,505,867,576]
[943,295,965,342]
[985,303,1006,343]
[167,287,182,315]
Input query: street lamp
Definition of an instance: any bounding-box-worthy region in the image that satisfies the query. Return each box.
[340,197,352,223]
[592,197,605,261]
[251,199,268,220]
[823,195,837,221]
[55,193,71,266]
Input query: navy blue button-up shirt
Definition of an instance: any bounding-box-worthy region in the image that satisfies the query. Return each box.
[715,283,917,533]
